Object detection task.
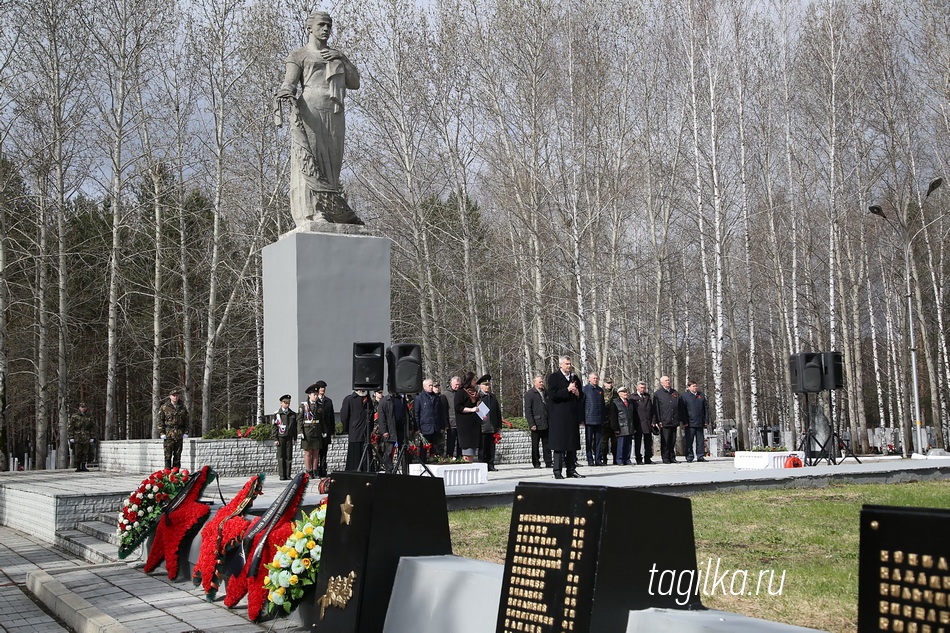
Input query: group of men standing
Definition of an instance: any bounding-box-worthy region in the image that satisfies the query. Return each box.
[525,356,711,479]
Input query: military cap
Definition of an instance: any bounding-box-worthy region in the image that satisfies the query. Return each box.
[476,373,492,385]
[305,380,327,394]
[617,386,628,393]
[78,401,87,408]
[169,388,182,396]
[279,394,292,402]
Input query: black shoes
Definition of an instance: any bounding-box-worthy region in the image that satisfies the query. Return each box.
[553,471,565,480]
[697,458,708,462]
[488,466,498,472]
[566,470,586,478]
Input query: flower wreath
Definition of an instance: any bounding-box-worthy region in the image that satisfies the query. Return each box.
[264,501,327,616]
[117,467,191,559]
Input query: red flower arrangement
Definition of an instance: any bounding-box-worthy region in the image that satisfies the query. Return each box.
[117,467,191,559]
[493,431,502,445]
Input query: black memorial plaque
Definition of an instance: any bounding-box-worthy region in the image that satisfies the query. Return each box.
[496,483,702,633]
[308,472,452,633]
[857,504,950,633]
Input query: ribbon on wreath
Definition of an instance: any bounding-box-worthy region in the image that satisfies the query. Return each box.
[222,471,310,621]
[192,473,264,601]
[144,465,215,579]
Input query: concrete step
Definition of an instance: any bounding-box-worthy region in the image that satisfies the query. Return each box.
[77,518,122,545]
[55,528,122,565]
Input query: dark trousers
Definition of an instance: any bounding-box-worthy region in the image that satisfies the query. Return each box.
[479,433,496,467]
[584,425,604,465]
[445,427,461,458]
[686,426,705,461]
[615,435,632,464]
[276,438,294,479]
[531,428,552,467]
[553,450,579,474]
[317,447,329,476]
[164,438,183,469]
[383,442,408,474]
[345,441,369,471]
[634,430,654,463]
[603,434,617,463]
[660,426,678,462]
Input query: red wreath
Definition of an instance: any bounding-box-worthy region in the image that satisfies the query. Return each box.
[192,474,264,601]
[222,474,309,622]
[144,465,214,580]
[784,455,804,468]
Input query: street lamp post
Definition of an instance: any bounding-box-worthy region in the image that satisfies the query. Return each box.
[869,177,943,457]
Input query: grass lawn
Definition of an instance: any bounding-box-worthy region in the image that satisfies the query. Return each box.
[448,479,950,633]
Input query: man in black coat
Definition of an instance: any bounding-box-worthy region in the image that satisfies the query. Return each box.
[607,386,635,465]
[340,388,373,471]
[630,381,657,464]
[546,355,585,479]
[378,392,408,474]
[654,375,685,464]
[524,375,551,469]
[682,381,710,462]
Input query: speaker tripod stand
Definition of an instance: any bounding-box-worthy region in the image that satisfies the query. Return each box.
[796,390,861,466]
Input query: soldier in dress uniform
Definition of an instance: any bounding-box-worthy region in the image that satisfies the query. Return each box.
[68,402,95,472]
[158,388,190,469]
[272,394,298,480]
[298,381,333,477]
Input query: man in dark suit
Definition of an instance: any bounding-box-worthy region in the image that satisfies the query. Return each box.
[524,375,551,469]
[682,381,710,462]
[546,356,585,479]
[377,391,407,474]
[654,376,685,464]
[630,381,657,464]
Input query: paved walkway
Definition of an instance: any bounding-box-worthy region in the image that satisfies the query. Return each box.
[0,455,948,632]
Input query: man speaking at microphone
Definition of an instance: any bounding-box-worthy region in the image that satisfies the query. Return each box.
[546,356,586,479]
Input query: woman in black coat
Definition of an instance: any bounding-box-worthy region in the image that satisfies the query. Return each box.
[454,372,482,462]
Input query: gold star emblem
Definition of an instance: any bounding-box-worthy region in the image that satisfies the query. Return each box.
[340,494,354,525]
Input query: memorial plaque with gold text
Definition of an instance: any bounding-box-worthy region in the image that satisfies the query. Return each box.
[858,505,950,633]
[496,483,701,633]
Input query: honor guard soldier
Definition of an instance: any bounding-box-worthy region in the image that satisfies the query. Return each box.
[273,394,298,480]
[68,402,95,472]
[299,381,333,477]
[158,388,190,469]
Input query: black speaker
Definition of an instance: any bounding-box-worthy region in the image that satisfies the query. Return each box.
[789,352,823,393]
[353,342,385,390]
[386,344,423,394]
[822,351,844,390]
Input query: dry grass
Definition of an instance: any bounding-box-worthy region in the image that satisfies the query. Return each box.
[448,479,950,633]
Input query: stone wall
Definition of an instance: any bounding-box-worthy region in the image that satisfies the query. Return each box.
[100,430,533,475]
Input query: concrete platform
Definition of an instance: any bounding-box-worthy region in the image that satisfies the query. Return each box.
[0,455,947,632]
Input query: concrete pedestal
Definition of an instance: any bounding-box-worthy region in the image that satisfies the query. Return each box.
[262,231,391,409]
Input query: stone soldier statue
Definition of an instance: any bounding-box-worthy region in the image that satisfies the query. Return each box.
[68,402,95,472]
[272,394,298,480]
[158,388,190,469]
[275,11,363,227]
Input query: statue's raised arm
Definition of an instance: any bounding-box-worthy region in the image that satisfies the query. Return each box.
[276,12,363,227]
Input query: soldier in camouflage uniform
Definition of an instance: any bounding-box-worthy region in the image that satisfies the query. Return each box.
[68,402,95,472]
[600,378,618,465]
[158,388,190,469]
